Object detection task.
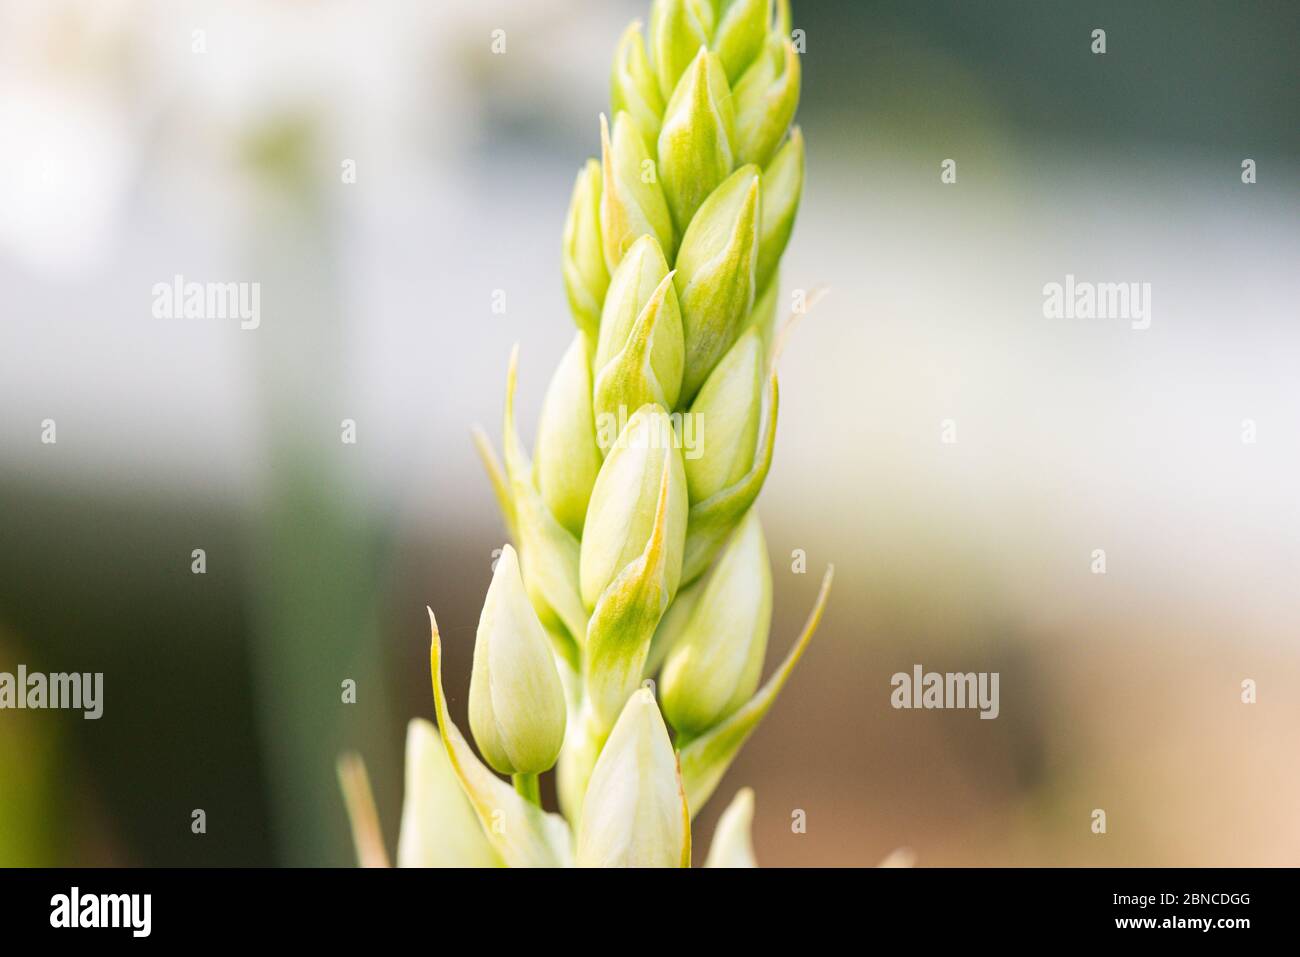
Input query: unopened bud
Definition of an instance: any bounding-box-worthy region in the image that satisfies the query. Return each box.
[732,35,800,168]
[648,0,715,101]
[684,325,764,503]
[580,405,687,610]
[711,0,768,83]
[561,159,610,343]
[661,509,772,736]
[658,47,736,231]
[600,112,676,272]
[576,688,690,867]
[703,787,757,868]
[674,165,761,403]
[611,21,665,144]
[468,544,567,775]
[536,334,602,538]
[593,235,684,432]
[397,719,500,867]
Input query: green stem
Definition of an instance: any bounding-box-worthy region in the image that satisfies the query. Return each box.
[513,772,541,806]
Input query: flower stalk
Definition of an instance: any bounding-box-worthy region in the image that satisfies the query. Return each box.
[344,0,830,868]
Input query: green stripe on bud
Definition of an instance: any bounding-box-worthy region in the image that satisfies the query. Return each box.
[661,509,772,737]
[536,334,602,538]
[469,544,568,776]
[649,0,715,102]
[684,325,764,503]
[396,718,501,867]
[593,235,684,434]
[712,0,768,83]
[657,47,736,232]
[561,159,609,345]
[600,112,676,273]
[757,126,803,292]
[611,21,665,145]
[678,565,833,815]
[732,34,800,168]
[584,449,679,731]
[674,164,761,404]
[576,688,690,867]
[580,404,688,611]
[703,787,757,867]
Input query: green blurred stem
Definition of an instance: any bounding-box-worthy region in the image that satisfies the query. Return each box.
[513,772,541,806]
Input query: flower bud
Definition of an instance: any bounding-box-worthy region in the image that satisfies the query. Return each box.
[561,159,610,344]
[536,334,602,538]
[661,509,772,736]
[684,325,763,503]
[648,0,715,102]
[580,405,687,610]
[396,719,500,867]
[468,544,567,776]
[673,165,761,403]
[576,688,690,867]
[712,0,768,83]
[657,48,735,231]
[611,21,664,145]
[600,112,676,272]
[756,126,803,292]
[593,235,684,433]
[703,787,757,868]
[732,35,800,168]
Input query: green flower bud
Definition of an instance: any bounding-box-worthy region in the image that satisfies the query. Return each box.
[576,688,690,867]
[600,112,676,272]
[756,126,803,292]
[536,334,602,538]
[661,509,771,736]
[469,544,568,776]
[712,0,768,83]
[674,165,761,403]
[593,235,684,434]
[611,21,665,145]
[580,405,687,611]
[649,0,715,102]
[561,159,610,344]
[732,35,800,168]
[657,47,735,231]
[584,441,681,731]
[679,565,834,815]
[396,718,500,868]
[684,325,763,503]
[703,787,757,867]
[680,357,777,585]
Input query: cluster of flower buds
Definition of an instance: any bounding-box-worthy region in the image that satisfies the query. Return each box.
[346,0,832,869]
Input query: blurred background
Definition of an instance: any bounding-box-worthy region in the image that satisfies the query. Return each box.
[2,0,1298,867]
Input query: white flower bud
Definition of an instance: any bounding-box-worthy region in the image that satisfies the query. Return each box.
[397,719,500,867]
[576,688,689,867]
[657,47,736,231]
[536,334,602,538]
[468,545,567,775]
